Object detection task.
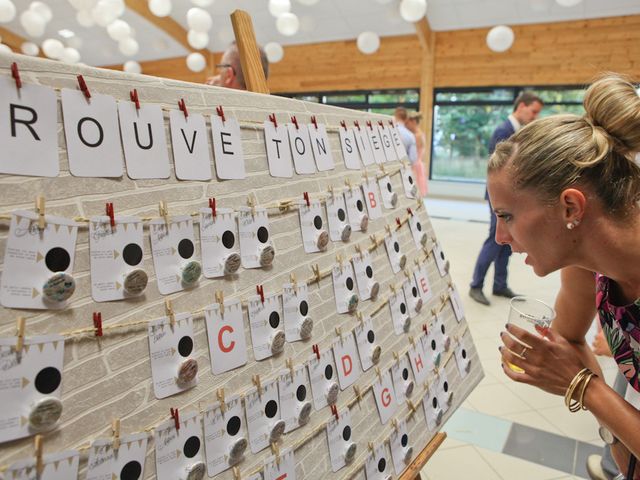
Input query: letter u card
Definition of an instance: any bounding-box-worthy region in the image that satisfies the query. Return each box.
[155,412,205,480]
[89,216,147,302]
[327,409,357,472]
[332,262,359,314]
[339,127,361,170]
[199,207,241,278]
[264,448,296,480]
[354,316,381,371]
[390,420,414,475]
[332,333,362,390]
[211,114,246,179]
[365,443,392,480]
[245,379,285,454]
[6,450,79,480]
[86,432,148,480]
[62,89,123,177]
[384,229,407,274]
[205,299,248,374]
[148,313,198,399]
[1,211,78,309]
[0,76,59,177]
[352,250,380,302]
[0,335,64,443]
[373,369,397,424]
[264,119,293,178]
[282,283,313,342]
[149,216,202,295]
[308,349,340,410]
[391,354,415,405]
[299,199,329,253]
[169,110,211,181]
[278,365,312,433]
[326,192,352,242]
[248,293,285,361]
[308,122,334,171]
[203,395,248,477]
[238,207,275,269]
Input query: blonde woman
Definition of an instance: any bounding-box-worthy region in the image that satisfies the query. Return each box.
[405,112,428,196]
[491,74,640,479]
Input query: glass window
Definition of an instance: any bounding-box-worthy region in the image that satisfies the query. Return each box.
[323,94,367,104]
[436,89,513,103]
[369,91,419,104]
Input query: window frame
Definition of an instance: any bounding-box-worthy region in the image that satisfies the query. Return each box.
[277,88,420,113]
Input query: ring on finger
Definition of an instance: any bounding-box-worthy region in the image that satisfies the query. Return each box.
[520,347,528,359]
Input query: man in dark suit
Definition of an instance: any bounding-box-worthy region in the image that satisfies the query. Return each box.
[469,92,544,305]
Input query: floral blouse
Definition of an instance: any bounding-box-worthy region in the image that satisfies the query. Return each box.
[596,274,640,392]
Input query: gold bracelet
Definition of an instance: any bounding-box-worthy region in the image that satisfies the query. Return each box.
[565,368,589,409]
[578,371,596,411]
[566,369,596,412]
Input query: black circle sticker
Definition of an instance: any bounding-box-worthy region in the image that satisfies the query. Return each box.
[378,458,386,472]
[393,242,400,253]
[122,243,143,266]
[324,364,333,380]
[462,349,467,359]
[401,434,408,447]
[346,277,354,291]
[366,266,373,278]
[412,286,418,298]
[45,247,71,273]
[443,381,449,392]
[313,216,323,229]
[367,330,375,343]
[386,182,392,192]
[356,200,363,212]
[120,460,142,480]
[431,340,437,351]
[432,397,438,409]
[178,336,194,357]
[257,226,269,243]
[34,367,61,394]
[296,385,307,402]
[299,300,309,316]
[337,208,346,221]
[183,436,201,458]
[178,239,195,259]
[222,230,235,249]
[227,416,241,436]
[269,311,280,329]
[408,175,414,184]
[440,251,445,261]
[416,222,422,231]
[265,400,278,418]
[342,425,351,441]
[400,303,407,314]
[402,368,409,380]
[441,324,446,335]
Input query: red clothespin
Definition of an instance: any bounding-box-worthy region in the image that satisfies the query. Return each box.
[77,75,91,99]
[170,408,180,431]
[422,324,428,334]
[312,344,320,360]
[269,113,278,128]
[330,405,339,421]
[209,198,216,218]
[366,120,373,130]
[11,62,22,90]
[407,207,413,216]
[256,285,264,304]
[310,116,318,130]
[178,98,188,118]
[130,89,140,110]
[216,105,226,123]
[291,115,299,130]
[378,120,384,128]
[93,312,103,337]
[303,192,310,207]
[388,120,395,127]
[340,120,347,131]
[105,202,115,228]
[396,217,402,228]
[354,120,361,131]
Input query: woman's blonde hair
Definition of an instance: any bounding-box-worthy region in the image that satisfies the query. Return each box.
[488,73,640,218]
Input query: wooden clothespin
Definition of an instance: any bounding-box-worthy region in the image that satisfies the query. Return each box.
[216,105,226,123]
[396,217,402,229]
[340,120,347,131]
[414,257,421,268]
[403,268,412,280]
[389,284,397,296]
[170,407,180,431]
[36,196,46,230]
[15,317,25,353]
[252,375,263,396]
[310,115,318,130]
[431,307,438,316]
[375,367,382,381]
[247,194,257,217]
[311,264,321,284]
[406,399,417,415]
[285,358,295,379]
[327,185,335,199]
[232,466,241,480]
[391,419,399,431]
[385,224,392,236]
[289,273,298,293]
[379,164,387,175]
[353,385,362,406]
[363,169,369,183]
[408,335,415,347]
[290,115,299,130]
[216,291,224,315]
[354,244,364,260]
[369,234,378,249]
[392,351,399,362]
[356,311,364,325]
[336,253,344,272]
[159,201,169,226]
[34,434,44,477]
[344,178,353,191]
[271,442,281,466]
[335,326,343,339]
[354,120,361,131]
[112,418,121,451]
[368,441,374,452]
[165,299,175,330]
[217,388,226,412]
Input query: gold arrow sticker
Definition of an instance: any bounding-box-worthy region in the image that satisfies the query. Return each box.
[115,281,122,290]
[36,252,44,262]
[22,377,30,388]
[113,250,120,259]
[32,288,40,298]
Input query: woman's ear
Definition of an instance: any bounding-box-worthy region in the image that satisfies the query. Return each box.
[560,188,586,222]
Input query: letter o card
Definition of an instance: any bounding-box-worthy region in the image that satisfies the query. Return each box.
[264,448,296,480]
[205,299,248,374]
[203,395,248,477]
[390,420,413,475]
[365,443,392,480]
[339,127,361,170]
[211,115,246,179]
[332,333,361,390]
[288,123,316,174]
[362,179,383,220]
[299,200,329,253]
[326,193,351,243]
[0,77,59,177]
[154,412,205,480]
[373,369,397,424]
[309,123,334,171]
[354,316,379,372]
[308,349,339,411]
[245,380,284,454]
[7,450,79,480]
[278,366,312,433]
[327,409,356,472]
[283,283,312,342]
[86,433,148,480]
[169,110,211,181]
[248,293,285,361]
[199,208,240,279]
[264,120,293,178]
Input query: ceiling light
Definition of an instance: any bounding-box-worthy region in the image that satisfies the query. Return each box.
[58,29,75,38]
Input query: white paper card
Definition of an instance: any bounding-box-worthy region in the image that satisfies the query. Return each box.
[352,251,379,302]
[89,216,146,302]
[309,123,334,171]
[449,285,465,322]
[155,412,205,480]
[248,293,285,361]
[378,124,398,163]
[212,115,246,179]
[203,395,248,477]
[0,211,78,309]
[436,369,454,417]
[378,175,398,210]
[264,448,296,480]
[434,313,452,354]
[238,207,275,269]
[283,283,312,342]
[454,339,471,378]
[118,101,169,179]
[149,216,201,295]
[366,124,387,164]
[402,278,423,320]
[0,77,58,177]
[6,450,79,480]
[391,354,415,405]
[409,212,428,249]
[389,288,410,335]
[365,443,392,480]
[339,127,361,170]
[332,333,362,390]
[86,433,148,480]
[0,335,64,443]
[264,121,293,178]
[199,207,240,278]
[344,188,368,233]
[414,262,433,305]
[384,230,406,274]
[423,387,443,432]
[354,316,379,372]
[278,365,312,433]
[408,341,429,386]
[362,180,383,220]
[354,126,375,166]
[169,110,211,181]
[373,369,397,424]
[401,165,418,199]
[390,420,413,475]
[392,125,408,160]
[299,200,329,253]
[332,262,359,314]
[326,193,351,243]
[327,409,356,472]
[148,314,198,399]
[245,380,284,453]
[308,349,339,411]
[288,123,316,174]
[433,242,449,277]
[205,299,248,374]
[61,89,123,177]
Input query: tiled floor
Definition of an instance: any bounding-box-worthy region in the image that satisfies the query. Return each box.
[419,199,618,480]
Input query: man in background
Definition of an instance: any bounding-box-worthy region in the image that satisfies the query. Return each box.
[394,107,417,164]
[206,42,269,90]
[469,91,543,305]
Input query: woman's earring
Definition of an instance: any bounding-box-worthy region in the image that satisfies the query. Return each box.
[566,219,581,230]
[566,222,574,230]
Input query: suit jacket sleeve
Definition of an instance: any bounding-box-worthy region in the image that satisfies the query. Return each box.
[489,121,516,155]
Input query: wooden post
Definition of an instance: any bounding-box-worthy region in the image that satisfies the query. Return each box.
[399,432,447,480]
[230,10,270,94]
[415,18,436,180]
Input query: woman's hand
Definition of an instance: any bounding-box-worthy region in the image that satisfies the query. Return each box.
[499,324,586,396]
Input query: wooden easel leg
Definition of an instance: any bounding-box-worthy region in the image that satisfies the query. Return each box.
[400,432,447,480]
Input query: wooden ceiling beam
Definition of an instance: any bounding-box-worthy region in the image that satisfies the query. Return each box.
[414,17,435,54]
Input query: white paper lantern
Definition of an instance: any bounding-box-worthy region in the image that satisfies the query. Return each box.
[276,12,299,36]
[69,0,98,11]
[0,0,16,23]
[269,0,291,17]
[20,10,46,37]
[486,25,514,52]
[149,0,172,17]
[0,43,12,54]
[191,0,213,5]
[357,31,380,54]
[42,38,65,59]
[186,52,206,72]
[264,42,284,63]
[76,10,94,27]
[107,19,131,40]
[296,0,319,4]
[375,0,394,3]
[124,60,141,73]
[187,8,212,32]
[187,29,209,49]
[119,37,139,56]
[61,47,81,63]
[29,1,52,23]
[556,0,582,6]
[21,41,39,56]
[399,0,427,22]
[92,0,119,27]
[105,0,125,17]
